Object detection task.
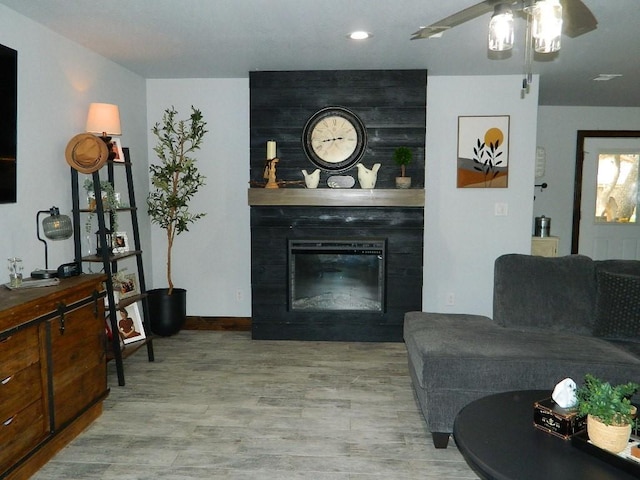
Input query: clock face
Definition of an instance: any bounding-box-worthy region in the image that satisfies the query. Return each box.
[302,107,367,172]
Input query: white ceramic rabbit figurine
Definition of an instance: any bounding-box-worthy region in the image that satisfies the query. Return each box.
[356,163,381,189]
[301,169,320,188]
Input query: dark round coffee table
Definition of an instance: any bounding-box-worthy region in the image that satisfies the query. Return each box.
[453,390,637,480]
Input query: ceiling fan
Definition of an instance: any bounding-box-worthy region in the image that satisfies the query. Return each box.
[410,0,597,41]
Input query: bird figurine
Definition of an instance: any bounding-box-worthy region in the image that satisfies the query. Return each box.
[301,169,320,189]
[355,163,381,189]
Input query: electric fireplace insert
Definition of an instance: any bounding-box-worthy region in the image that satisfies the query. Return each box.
[288,238,386,312]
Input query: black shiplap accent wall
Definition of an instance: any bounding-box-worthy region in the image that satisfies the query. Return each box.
[249,70,426,187]
[250,207,424,342]
[249,70,426,341]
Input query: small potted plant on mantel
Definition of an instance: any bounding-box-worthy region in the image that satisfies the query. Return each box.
[393,146,413,189]
[146,106,207,336]
[575,373,639,453]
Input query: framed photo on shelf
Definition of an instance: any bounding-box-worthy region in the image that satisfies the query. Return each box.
[113,232,130,253]
[118,272,139,300]
[111,138,125,163]
[117,302,146,345]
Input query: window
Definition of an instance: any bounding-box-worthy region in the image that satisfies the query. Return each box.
[595,152,639,223]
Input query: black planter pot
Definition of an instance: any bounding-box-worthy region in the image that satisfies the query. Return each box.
[147,288,186,336]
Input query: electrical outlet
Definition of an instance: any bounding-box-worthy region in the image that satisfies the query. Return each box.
[446,292,455,306]
[235,290,243,302]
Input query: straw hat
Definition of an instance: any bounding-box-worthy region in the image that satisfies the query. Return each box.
[65,133,109,173]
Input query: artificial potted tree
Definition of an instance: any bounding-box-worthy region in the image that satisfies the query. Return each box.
[575,374,639,453]
[393,146,413,189]
[146,106,207,336]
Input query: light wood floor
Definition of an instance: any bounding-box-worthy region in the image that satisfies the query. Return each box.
[33,331,479,479]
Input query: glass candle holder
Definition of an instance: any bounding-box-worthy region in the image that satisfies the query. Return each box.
[7,257,23,287]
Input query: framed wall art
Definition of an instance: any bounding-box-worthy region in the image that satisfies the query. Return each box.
[457,115,510,188]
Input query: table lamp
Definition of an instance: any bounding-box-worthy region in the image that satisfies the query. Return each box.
[31,206,73,279]
[85,102,121,160]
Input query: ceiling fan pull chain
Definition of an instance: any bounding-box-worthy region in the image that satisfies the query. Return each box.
[522,13,534,93]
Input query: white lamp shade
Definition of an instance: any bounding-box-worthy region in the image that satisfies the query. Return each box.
[86,103,122,136]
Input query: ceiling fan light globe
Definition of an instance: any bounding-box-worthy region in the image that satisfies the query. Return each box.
[488,6,514,51]
[531,0,563,53]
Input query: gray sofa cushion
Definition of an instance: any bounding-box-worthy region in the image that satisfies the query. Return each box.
[404,310,640,434]
[596,259,640,276]
[403,312,494,389]
[493,254,596,335]
[594,270,640,342]
[405,311,640,393]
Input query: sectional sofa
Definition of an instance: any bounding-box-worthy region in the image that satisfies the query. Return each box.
[404,253,640,448]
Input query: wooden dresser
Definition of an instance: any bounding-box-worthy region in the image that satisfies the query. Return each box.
[0,274,108,480]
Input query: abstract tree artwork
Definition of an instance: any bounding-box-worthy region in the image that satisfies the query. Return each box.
[457,116,510,188]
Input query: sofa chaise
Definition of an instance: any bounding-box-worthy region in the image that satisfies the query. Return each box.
[404,253,640,448]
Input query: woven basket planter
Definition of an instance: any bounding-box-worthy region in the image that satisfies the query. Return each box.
[587,414,632,453]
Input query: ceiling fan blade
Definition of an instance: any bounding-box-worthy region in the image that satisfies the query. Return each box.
[561,0,597,38]
[410,0,597,40]
[411,0,504,39]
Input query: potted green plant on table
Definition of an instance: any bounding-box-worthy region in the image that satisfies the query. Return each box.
[575,374,639,453]
[147,106,207,336]
[393,146,413,189]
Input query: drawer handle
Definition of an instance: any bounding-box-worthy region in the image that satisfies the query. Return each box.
[3,416,15,426]
[1,376,11,385]
[58,302,66,334]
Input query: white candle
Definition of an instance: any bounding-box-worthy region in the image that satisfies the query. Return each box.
[266,140,276,160]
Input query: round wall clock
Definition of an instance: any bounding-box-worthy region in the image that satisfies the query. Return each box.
[302,106,367,172]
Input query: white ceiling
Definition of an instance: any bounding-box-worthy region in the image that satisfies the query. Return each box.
[1,0,638,106]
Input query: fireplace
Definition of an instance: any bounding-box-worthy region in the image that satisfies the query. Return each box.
[249,200,424,342]
[288,239,386,312]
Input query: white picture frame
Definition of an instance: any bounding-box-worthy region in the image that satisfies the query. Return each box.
[117,302,146,345]
[104,288,120,307]
[113,231,130,253]
[111,138,125,163]
[118,272,139,300]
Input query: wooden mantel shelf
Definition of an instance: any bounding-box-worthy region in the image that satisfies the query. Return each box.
[247,188,425,207]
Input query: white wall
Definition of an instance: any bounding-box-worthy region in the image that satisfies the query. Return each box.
[423,76,539,317]
[0,5,148,277]
[146,79,251,317]
[0,2,586,323]
[146,75,539,320]
[534,107,640,256]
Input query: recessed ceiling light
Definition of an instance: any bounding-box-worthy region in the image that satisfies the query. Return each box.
[348,31,371,40]
[592,74,623,82]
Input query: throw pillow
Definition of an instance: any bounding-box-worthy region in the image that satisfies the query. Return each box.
[594,270,640,342]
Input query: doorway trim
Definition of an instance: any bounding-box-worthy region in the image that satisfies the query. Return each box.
[571,130,640,254]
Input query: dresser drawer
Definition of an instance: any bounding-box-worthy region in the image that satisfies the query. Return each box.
[0,398,48,472]
[0,362,44,422]
[0,327,40,380]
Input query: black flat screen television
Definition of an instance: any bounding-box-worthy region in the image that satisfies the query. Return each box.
[0,44,17,204]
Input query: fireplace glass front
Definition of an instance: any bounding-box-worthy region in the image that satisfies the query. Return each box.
[288,239,386,312]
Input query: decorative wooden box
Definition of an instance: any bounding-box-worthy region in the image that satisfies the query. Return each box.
[533,397,586,440]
